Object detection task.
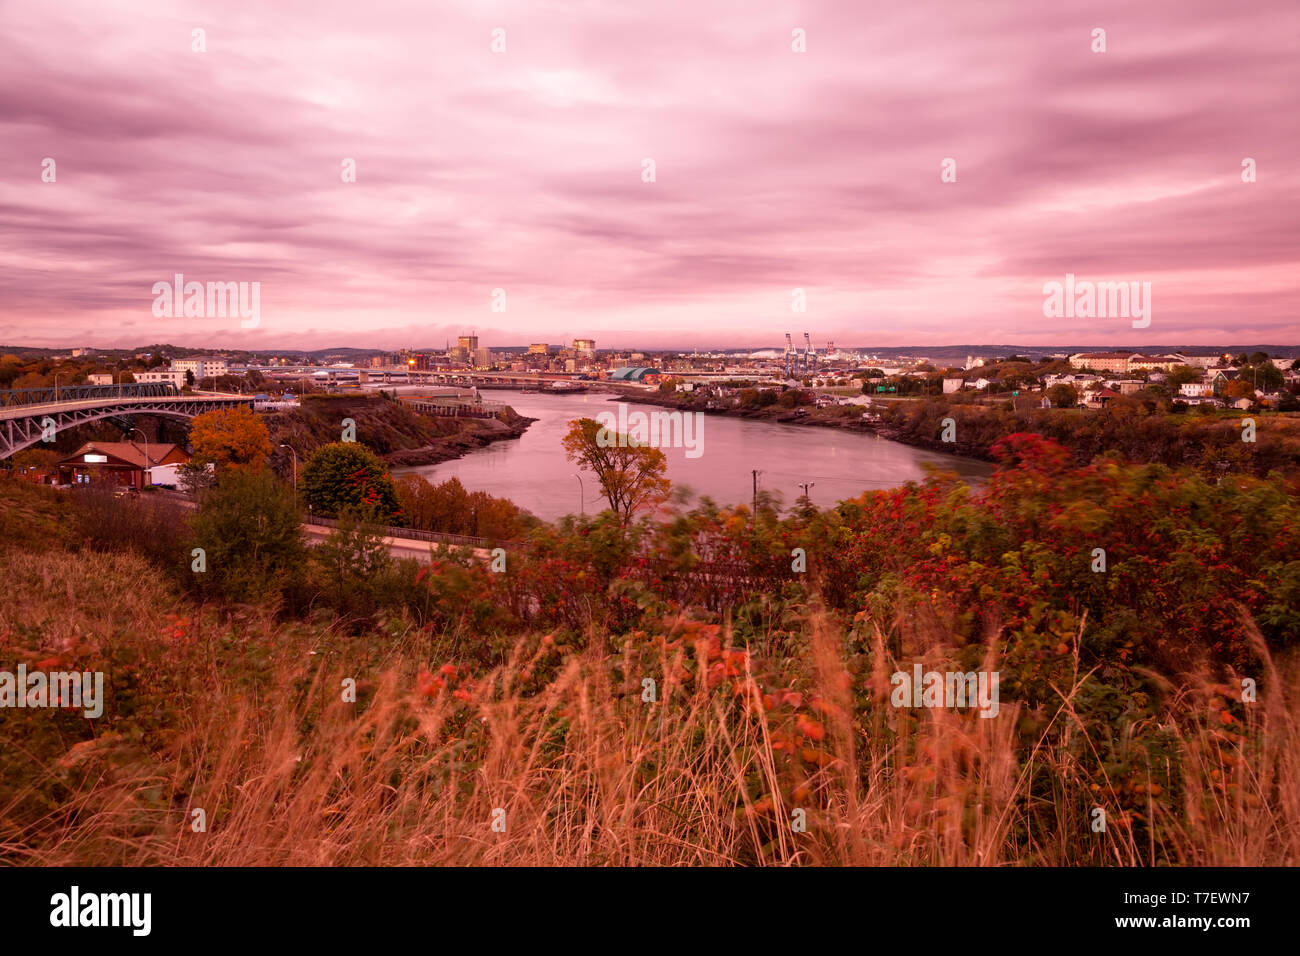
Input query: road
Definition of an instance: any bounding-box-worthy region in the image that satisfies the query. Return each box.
[300,523,493,563]
[152,490,493,564]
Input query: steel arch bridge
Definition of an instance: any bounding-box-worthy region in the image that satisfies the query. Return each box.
[0,389,255,459]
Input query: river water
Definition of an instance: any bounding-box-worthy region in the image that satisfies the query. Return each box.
[396,390,992,522]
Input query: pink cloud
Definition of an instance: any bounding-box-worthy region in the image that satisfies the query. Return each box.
[0,0,1295,350]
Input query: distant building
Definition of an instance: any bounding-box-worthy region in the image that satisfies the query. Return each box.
[170,356,229,379]
[1212,369,1241,396]
[572,338,596,354]
[1171,353,1221,369]
[1129,354,1183,371]
[88,373,114,386]
[1069,352,1136,373]
[137,370,187,388]
[454,335,480,361]
[1084,386,1123,408]
[528,343,551,355]
[942,378,965,393]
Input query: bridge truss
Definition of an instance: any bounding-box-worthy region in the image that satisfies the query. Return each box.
[0,393,254,459]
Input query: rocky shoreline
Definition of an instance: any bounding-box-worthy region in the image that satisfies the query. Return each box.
[383,411,537,467]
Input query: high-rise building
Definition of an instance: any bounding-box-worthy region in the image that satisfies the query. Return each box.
[572,338,596,353]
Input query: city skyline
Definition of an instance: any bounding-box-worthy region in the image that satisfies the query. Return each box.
[2,0,1298,349]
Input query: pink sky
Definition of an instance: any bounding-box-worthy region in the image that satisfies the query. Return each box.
[1,0,1296,350]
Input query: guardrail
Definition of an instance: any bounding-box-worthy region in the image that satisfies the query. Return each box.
[402,399,509,419]
[0,382,182,408]
[305,514,513,550]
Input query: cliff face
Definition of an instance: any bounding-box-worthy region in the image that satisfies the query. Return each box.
[261,394,534,466]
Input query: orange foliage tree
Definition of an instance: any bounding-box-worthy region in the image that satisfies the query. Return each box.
[188,406,273,473]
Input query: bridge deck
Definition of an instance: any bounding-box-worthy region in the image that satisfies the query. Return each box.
[0,393,253,421]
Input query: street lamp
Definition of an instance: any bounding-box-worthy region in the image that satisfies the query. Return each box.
[128,427,150,490]
[279,443,298,493]
[572,473,584,515]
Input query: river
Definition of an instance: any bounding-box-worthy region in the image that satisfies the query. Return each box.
[396,390,992,522]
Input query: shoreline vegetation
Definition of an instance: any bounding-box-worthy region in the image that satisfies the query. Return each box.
[2,425,1298,865]
[616,387,1300,479]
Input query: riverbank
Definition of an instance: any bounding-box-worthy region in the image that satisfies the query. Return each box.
[261,394,536,469]
[614,388,1300,474]
[614,388,995,462]
[382,413,535,467]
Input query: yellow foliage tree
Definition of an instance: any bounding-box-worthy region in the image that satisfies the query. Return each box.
[562,417,670,525]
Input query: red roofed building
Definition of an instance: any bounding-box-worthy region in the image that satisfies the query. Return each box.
[56,441,189,489]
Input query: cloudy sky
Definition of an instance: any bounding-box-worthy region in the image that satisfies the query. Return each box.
[1,0,1296,350]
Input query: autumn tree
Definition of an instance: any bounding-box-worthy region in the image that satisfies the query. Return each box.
[1223,379,1256,401]
[562,417,670,526]
[395,474,531,540]
[188,406,273,472]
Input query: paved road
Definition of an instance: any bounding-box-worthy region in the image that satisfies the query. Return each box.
[300,523,491,563]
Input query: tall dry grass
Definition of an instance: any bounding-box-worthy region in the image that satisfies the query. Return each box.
[2,547,1297,866]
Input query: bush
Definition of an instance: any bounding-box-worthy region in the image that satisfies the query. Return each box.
[190,470,306,606]
[68,485,192,578]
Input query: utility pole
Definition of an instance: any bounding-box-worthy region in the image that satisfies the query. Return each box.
[797,481,814,499]
[752,469,759,521]
[279,443,298,494]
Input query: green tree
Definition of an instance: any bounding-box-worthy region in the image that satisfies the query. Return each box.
[1045,384,1078,408]
[309,509,397,631]
[1247,361,1284,392]
[301,442,401,522]
[190,469,306,604]
[1165,365,1200,388]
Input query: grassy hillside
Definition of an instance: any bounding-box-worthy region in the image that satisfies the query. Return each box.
[2,460,1298,866]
